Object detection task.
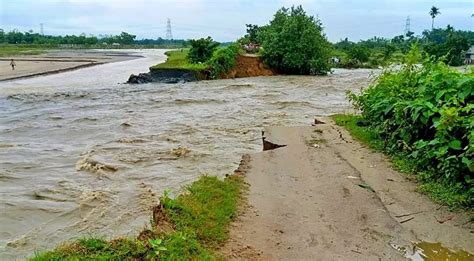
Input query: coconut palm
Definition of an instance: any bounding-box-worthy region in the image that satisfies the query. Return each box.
[429,6,440,30]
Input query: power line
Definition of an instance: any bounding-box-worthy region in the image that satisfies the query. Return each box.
[166,18,173,39]
[40,23,44,35]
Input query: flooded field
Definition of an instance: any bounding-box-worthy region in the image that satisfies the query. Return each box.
[0,50,375,259]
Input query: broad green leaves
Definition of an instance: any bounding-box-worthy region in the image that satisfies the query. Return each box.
[349,49,474,205]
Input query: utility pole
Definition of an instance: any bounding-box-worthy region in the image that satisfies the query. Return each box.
[40,23,44,35]
[166,18,173,40]
[404,16,410,35]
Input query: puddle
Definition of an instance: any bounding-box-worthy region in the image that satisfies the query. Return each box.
[409,242,473,261]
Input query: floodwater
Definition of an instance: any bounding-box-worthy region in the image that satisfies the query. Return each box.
[410,242,474,261]
[0,49,374,259]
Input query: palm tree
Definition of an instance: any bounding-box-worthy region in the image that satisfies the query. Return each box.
[429,6,440,30]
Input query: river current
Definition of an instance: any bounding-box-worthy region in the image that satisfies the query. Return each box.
[0,50,374,259]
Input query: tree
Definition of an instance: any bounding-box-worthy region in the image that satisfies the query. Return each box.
[347,45,370,64]
[429,6,440,30]
[187,37,220,64]
[118,32,136,45]
[259,6,332,75]
[422,26,470,66]
[245,24,263,44]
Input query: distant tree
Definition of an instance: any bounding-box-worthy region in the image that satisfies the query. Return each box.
[259,5,332,75]
[187,36,220,64]
[245,24,263,44]
[334,38,355,51]
[429,6,441,30]
[347,45,370,64]
[118,32,136,45]
[422,25,470,66]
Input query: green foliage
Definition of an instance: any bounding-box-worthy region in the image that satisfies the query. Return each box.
[422,26,470,66]
[151,49,206,71]
[333,25,472,68]
[333,114,471,208]
[245,24,263,44]
[187,36,220,64]
[0,44,46,56]
[347,45,370,64]
[429,6,441,30]
[32,238,148,260]
[161,175,243,247]
[332,114,384,151]
[31,175,244,260]
[259,5,332,75]
[0,28,189,47]
[346,47,474,207]
[207,44,240,78]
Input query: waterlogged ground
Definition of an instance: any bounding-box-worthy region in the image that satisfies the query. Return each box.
[0,50,375,259]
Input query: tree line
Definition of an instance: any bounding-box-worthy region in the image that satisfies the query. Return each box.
[0,29,188,47]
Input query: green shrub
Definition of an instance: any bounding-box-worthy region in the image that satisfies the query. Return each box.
[348,48,474,207]
[207,44,240,78]
[187,37,220,64]
[259,5,332,75]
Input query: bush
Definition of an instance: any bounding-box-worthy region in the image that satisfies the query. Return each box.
[259,6,332,75]
[347,45,370,64]
[207,44,240,79]
[348,48,474,206]
[187,37,220,64]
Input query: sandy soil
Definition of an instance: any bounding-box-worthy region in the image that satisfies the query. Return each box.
[0,50,142,81]
[222,118,473,260]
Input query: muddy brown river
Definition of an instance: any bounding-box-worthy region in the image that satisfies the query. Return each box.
[0,50,375,259]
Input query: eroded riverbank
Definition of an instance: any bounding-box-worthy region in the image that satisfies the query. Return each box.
[0,55,375,259]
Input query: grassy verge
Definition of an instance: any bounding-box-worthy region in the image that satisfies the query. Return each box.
[31,175,244,260]
[332,114,470,208]
[0,44,47,57]
[151,50,207,71]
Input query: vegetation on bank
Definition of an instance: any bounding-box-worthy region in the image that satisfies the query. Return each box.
[333,50,473,208]
[187,37,220,64]
[207,44,240,78]
[0,29,190,48]
[150,50,206,71]
[32,175,245,260]
[332,25,473,69]
[0,44,46,56]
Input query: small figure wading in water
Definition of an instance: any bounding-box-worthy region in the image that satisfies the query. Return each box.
[10,59,16,70]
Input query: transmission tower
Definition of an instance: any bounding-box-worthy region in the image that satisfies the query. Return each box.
[166,18,173,39]
[404,16,411,35]
[40,23,44,35]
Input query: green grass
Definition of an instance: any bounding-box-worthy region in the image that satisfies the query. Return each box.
[332,114,470,209]
[31,175,245,260]
[151,50,207,71]
[0,44,47,57]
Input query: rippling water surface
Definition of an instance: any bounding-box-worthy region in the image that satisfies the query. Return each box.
[0,50,375,259]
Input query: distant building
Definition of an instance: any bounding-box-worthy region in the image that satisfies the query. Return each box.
[112,43,120,46]
[465,46,474,65]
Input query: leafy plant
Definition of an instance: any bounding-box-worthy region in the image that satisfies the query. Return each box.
[148,238,167,258]
[187,36,220,64]
[348,46,474,207]
[259,5,332,75]
[206,44,240,78]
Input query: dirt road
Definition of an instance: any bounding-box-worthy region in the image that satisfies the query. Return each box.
[223,119,473,260]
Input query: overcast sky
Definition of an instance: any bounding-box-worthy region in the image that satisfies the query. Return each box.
[1,0,473,42]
